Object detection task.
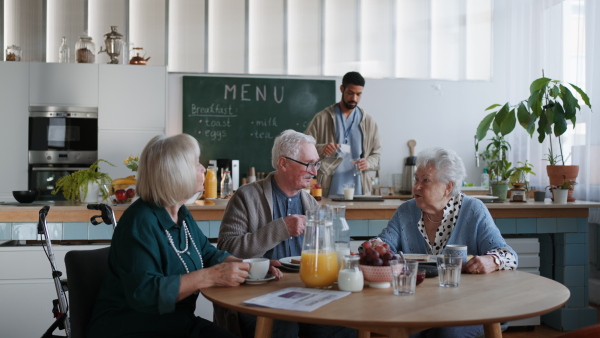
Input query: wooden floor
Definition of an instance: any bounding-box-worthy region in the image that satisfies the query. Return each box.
[502,304,600,338]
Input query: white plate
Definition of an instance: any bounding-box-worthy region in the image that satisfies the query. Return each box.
[206,198,230,205]
[471,195,499,201]
[185,192,201,205]
[245,274,276,285]
[279,256,301,268]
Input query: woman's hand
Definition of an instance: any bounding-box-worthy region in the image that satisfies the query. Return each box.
[463,255,497,274]
[202,262,250,287]
[269,260,283,280]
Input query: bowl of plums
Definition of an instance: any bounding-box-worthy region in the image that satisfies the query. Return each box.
[357,239,397,288]
[358,240,430,288]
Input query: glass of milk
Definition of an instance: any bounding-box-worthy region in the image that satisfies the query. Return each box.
[343,183,355,200]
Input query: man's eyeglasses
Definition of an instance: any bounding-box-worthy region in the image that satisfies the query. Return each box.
[284,156,321,172]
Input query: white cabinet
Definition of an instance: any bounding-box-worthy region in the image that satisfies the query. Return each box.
[29,62,99,107]
[98,65,167,181]
[0,62,30,200]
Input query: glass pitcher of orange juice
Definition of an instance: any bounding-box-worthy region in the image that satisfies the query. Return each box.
[299,205,338,288]
[204,166,217,199]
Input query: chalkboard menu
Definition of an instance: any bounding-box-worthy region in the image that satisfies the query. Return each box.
[182,76,336,177]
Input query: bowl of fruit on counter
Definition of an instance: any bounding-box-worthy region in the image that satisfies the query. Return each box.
[357,239,397,288]
[110,176,137,204]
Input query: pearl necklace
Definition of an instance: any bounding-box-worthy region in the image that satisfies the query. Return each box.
[425,212,443,224]
[165,220,203,273]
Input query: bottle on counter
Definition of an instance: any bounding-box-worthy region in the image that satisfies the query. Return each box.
[220,169,233,199]
[247,167,256,183]
[311,178,322,201]
[204,166,217,199]
[481,168,490,190]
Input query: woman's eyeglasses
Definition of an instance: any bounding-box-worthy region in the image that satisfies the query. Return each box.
[284,156,321,172]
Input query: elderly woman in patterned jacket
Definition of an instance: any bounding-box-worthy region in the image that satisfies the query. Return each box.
[375,147,518,338]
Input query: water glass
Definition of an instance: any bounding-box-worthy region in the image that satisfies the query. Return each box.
[353,159,361,176]
[390,260,419,295]
[437,255,462,287]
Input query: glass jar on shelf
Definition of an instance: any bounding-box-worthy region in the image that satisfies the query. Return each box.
[6,45,21,61]
[75,33,95,63]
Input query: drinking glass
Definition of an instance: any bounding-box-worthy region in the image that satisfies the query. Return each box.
[390,260,419,295]
[437,255,462,287]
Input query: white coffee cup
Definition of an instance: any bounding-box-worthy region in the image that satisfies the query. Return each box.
[443,244,468,264]
[243,258,270,280]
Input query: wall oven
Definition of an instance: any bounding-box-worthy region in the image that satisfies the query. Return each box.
[28,106,98,200]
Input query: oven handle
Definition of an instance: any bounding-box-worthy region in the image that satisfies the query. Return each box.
[31,167,91,171]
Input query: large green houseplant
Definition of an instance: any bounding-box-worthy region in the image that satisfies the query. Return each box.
[52,159,115,202]
[476,73,592,201]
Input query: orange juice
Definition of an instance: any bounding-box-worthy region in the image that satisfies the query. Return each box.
[204,168,217,199]
[299,250,339,288]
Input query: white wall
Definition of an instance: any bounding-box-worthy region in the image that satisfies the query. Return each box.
[165,4,511,189]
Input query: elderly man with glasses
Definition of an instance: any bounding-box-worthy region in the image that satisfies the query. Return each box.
[215,129,356,338]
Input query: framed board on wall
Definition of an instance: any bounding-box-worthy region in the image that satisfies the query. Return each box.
[182,76,336,179]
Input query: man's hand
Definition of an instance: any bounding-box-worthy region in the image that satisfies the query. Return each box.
[353,158,367,171]
[323,143,339,157]
[283,214,306,237]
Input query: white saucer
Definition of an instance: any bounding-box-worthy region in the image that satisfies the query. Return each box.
[245,274,276,285]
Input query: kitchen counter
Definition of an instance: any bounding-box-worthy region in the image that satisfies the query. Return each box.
[0,197,596,222]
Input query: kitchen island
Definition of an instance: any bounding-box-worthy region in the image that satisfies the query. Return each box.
[0,197,598,332]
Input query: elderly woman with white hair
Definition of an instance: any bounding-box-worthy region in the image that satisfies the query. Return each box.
[376,147,518,338]
[87,134,281,338]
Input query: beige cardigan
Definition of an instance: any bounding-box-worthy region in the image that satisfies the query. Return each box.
[305,104,382,196]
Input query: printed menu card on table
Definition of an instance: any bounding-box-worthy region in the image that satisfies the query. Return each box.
[243,287,351,312]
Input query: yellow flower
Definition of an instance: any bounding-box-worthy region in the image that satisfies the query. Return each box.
[124,155,139,172]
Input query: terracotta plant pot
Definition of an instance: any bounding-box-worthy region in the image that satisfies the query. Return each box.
[546,165,579,202]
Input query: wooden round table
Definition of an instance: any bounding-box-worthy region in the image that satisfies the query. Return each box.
[201,270,569,338]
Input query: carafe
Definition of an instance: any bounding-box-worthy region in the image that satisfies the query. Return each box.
[204,166,217,199]
[338,255,363,292]
[331,205,350,268]
[300,205,338,288]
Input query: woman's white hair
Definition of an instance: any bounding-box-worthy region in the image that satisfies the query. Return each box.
[416,147,466,196]
[137,134,200,207]
[271,129,316,169]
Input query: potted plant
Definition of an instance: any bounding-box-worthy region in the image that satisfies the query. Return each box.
[477,135,514,202]
[489,158,514,202]
[476,72,592,201]
[547,176,577,204]
[510,160,536,190]
[52,159,115,202]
